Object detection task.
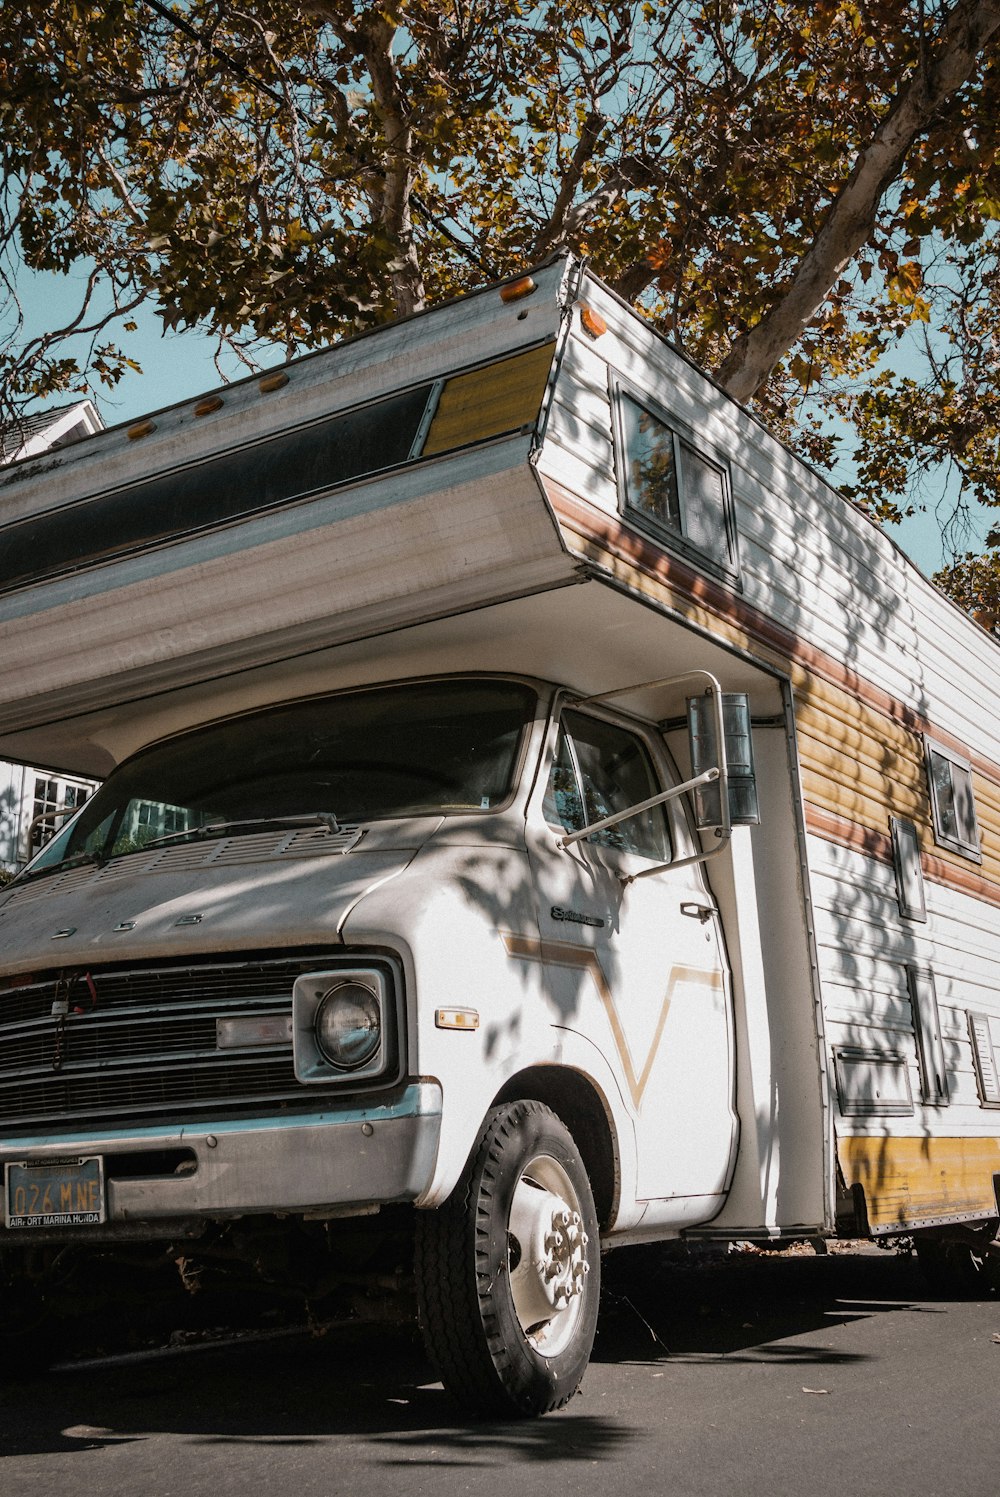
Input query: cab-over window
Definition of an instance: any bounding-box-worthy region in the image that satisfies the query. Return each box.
[614,381,738,584]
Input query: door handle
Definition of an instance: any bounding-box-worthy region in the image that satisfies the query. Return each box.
[680,902,715,923]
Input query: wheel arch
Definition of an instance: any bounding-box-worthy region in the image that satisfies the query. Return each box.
[492,1065,620,1230]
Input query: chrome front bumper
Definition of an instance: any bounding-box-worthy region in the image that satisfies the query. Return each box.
[0,1082,442,1241]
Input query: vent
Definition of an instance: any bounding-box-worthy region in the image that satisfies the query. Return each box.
[1,824,365,907]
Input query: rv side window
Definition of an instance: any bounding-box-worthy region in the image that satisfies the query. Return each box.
[906,965,949,1105]
[614,385,738,583]
[890,816,926,921]
[924,736,980,862]
[543,711,672,862]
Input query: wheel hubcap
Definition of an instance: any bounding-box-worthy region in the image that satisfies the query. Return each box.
[507,1153,591,1357]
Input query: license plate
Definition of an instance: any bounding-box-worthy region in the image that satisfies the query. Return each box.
[4,1156,106,1228]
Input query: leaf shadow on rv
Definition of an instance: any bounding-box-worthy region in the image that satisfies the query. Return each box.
[761,456,960,1214]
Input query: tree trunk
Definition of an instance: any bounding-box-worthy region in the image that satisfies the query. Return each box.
[715,0,1000,405]
[356,14,426,318]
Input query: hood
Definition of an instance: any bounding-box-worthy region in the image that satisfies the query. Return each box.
[0,819,438,974]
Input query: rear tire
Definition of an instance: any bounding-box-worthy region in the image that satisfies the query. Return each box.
[415,1100,600,1417]
[915,1229,1000,1297]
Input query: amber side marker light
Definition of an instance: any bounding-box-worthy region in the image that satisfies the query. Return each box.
[579,304,607,339]
[500,275,537,303]
[194,395,224,417]
[435,1008,480,1031]
[127,419,156,440]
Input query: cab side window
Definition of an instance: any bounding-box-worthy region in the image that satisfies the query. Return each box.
[543,710,672,862]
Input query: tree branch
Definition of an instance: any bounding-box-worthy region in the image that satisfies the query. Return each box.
[716,0,1000,404]
[532,110,606,258]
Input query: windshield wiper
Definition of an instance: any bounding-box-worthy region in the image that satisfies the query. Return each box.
[16,849,105,884]
[137,812,344,851]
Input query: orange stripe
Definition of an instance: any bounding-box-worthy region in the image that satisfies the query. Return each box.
[501,932,721,1110]
[547,482,1000,789]
[804,804,1000,909]
[804,804,894,862]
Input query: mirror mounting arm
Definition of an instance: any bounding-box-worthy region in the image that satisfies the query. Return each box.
[557,767,720,851]
[562,668,736,885]
[620,827,733,886]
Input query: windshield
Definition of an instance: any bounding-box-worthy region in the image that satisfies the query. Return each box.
[29,679,537,872]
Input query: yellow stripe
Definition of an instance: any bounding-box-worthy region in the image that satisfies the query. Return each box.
[793,671,1000,884]
[839,1134,1000,1229]
[795,677,1000,885]
[422,343,555,456]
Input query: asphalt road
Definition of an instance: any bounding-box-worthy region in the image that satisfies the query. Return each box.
[2,1244,998,1497]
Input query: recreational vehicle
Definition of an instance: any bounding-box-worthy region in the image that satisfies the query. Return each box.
[0,256,997,1415]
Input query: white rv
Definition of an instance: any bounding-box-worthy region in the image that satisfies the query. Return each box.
[0,257,997,1415]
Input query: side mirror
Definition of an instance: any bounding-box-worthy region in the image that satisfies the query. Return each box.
[687,691,760,829]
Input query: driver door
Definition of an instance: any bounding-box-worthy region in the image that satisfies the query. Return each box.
[525,702,738,1209]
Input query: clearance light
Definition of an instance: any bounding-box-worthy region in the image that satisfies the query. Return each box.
[127,419,156,440]
[500,276,537,303]
[258,371,290,393]
[579,305,607,339]
[194,395,224,417]
[435,1008,480,1031]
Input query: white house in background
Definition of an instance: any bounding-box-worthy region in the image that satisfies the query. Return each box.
[0,400,103,873]
[0,762,96,872]
[0,398,103,464]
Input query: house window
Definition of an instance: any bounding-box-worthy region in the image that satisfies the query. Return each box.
[27,776,90,856]
[615,385,738,582]
[924,736,980,861]
[127,800,190,847]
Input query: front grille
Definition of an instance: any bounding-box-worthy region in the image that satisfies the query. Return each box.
[0,953,355,1135]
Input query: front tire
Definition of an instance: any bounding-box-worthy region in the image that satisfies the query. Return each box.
[415,1100,601,1417]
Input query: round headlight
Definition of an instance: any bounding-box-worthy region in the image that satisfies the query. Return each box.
[315,981,382,1071]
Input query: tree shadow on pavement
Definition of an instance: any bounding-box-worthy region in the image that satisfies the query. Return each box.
[0,1319,633,1464]
[594,1241,940,1366]
[0,1245,936,1463]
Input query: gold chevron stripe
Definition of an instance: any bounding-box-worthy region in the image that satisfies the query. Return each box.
[502,932,723,1109]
